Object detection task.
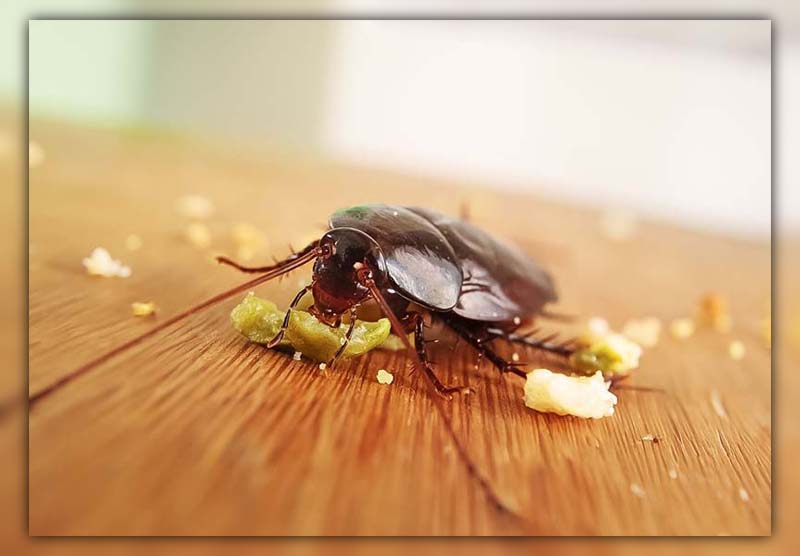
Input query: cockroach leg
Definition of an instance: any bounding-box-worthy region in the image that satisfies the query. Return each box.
[327,306,359,368]
[266,284,313,348]
[410,312,471,398]
[485,327,576,359]
[442,317,528,379]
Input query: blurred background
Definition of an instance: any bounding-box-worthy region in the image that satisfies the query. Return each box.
[17,12,777,238]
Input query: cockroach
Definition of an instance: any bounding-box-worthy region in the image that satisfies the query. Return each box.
[215,204,576,397]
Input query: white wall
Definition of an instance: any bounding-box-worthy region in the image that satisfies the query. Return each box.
[321,20,772,238]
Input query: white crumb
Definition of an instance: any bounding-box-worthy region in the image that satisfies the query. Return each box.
[292,351,302,361]
[376,369,394,385]
[630,483,646,498]
[622,317,662,348]
[176,194,215,219]
[523,369,617,419]
[318,363,327,371]
[82,247,131,278]
[668,468,679,480]
[739,488,750,502]
[511,352,520,362]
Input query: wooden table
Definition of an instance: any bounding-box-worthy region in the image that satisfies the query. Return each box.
[23,118,773,538]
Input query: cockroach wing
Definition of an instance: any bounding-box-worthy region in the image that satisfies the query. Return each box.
[329,205,463,311]
[408,207,557,322]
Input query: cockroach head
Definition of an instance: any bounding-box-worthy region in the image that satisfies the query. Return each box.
[309,227,387,327]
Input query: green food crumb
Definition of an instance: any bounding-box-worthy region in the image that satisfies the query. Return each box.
[230,292,392,362]
[570,332,642,378]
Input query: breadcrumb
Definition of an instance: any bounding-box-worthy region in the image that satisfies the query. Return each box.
[600,209,638,241]
[184,222,211,248]
[29,141,45,168]
[292,351,303,361]
[669,318,695,339]
[668,468,679,480]
[622,317,662,348]
[82,247,131,278]
[125,234,143,251]
[131,301,156,317]
[641,434,660,443]
[572,332,642,378]
[176,194,215,219]
[524,369,617,419]
[728,340,746,360]
[511,352,520,362]
[630,483,646,498]
[376,369,394,385]
[698,292,732,332]
[318,362,327,371]
[739,488,750,502]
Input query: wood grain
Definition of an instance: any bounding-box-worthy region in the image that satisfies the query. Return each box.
[24,118,773,537]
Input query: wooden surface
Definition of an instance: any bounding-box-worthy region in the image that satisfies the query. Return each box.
[23,118,774,538]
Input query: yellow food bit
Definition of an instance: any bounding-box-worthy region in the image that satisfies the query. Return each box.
[697,292,732,332]
[728,340,746,360]
[622,317,662,348]
[230,293,391,362]
[82,247,131,278]
[125,234,143,251]
[184,222,211,248]
[176,194,215,219]
[131,301,157,317]
[669,318,695,339]
[376,369,394,385]
[571,332,642,379]
[524,369,617,419]
[29,141,45,168]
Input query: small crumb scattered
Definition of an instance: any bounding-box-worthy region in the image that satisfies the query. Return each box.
[630,483,646,498]
[524,369,617,419]
[29,141,45,168]
[600,209,638,241]
[292,351,303,361]
[738,488,750,502]
[376,369,394,385]
[131,301,157,317]
[622,317,662,348]
[640,434,660,443]
[710,389,728,419]
[82,247,131,278]
[125,234,143,251]
[669,318,695,340]
[728,340,746,360]
[318,362,327,371]
[513,316,521,326]
[176,194,215,219]
[668,468,679,480]
[698,292,732,332]
[184,222,211,248]
[511,352,520,362]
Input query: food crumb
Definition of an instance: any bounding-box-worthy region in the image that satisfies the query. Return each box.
[622,317,662,348]
[125,234,143,251]
[318,362,327,371]
[82,247,131,278]
[184,222,211,248]
[292,351,303,361]
[710,389,728,419]
[641,434,660,443]
[600,209,638,241]
[739,488,750,502]
[728,340,746,360]
[131,301,157,317]
[524,369,617,419]
[669,318,695,340]
[668,468,679,480]
[511,352,520,362]
[376,369,394,385]
[584,316,610,342]
[29,141,45,168]
[698,292,732,332]
[513,316,521,326]
[630,483,646,498]
[176,194,215,219]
